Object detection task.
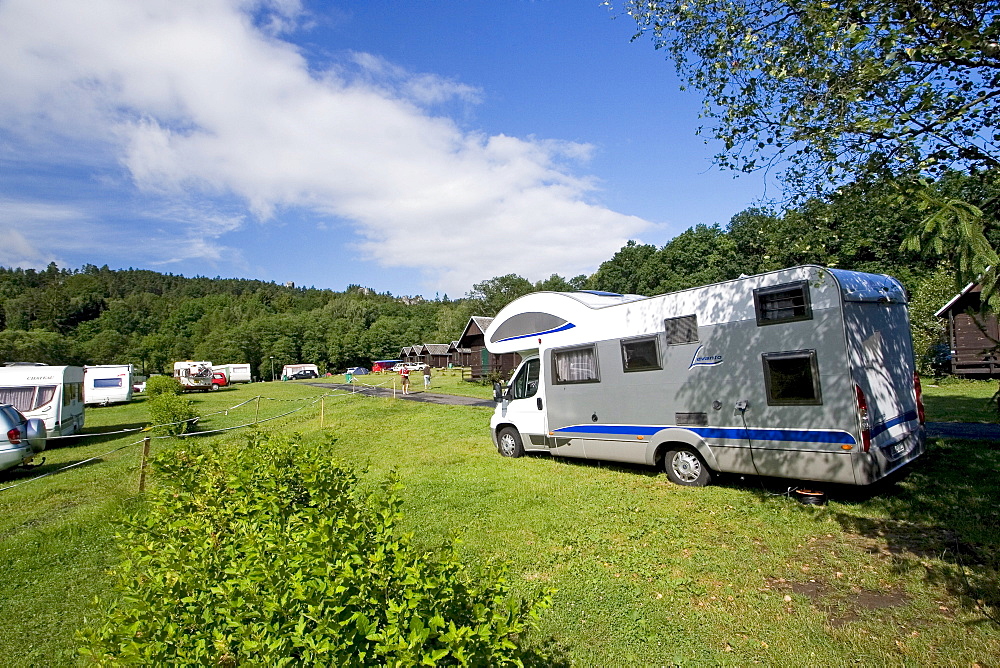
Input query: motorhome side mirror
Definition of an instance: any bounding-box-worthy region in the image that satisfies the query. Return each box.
[493,382,503,402]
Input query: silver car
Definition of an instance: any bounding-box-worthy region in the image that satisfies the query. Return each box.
[0,403,47,473]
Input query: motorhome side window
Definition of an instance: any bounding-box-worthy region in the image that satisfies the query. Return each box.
[754,281,812,325]
[510,358,540,400]
[553,346,600,384]
[664,314,698,344]
[762,350,822,405]
[621,336,661,372]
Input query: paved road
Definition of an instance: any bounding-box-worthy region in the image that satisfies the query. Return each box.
[307,383,495,407]
[307,388,1000,436]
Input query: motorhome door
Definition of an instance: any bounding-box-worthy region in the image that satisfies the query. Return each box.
[502,357,547,450]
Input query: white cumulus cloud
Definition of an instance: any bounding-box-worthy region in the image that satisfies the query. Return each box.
[0,0,651,293]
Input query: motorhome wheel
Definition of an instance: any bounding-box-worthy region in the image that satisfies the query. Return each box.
[664,447,711,487]
[497,427,525,458]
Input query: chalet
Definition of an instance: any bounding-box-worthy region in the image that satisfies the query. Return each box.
[418,343,452,368]
[447,340,471,367]
[456,316,520,380]
[936,282,1000,377]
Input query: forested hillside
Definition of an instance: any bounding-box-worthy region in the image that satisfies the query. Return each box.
[2,172,994,376]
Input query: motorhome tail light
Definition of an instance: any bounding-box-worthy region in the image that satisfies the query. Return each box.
[7,428,21,445]
[855,384,871,453]
[913,373,926,425]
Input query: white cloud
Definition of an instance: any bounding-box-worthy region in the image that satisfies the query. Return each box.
[0,0,652,293]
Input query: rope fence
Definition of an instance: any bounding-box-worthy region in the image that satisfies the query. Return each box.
[0,388,380,494]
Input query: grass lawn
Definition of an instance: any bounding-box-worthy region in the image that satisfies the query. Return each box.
[921,377,999,423]
[2,380,998,665]
[321,366,494,400]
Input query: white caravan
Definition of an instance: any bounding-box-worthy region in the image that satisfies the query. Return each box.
[486,266,926,487]
[281,364,319,378]
[213,363,252,384]
[84,364,134,405]
[173,361,214,392]
[0,364,85,436]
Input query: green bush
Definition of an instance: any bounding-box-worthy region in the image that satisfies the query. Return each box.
[145,374,183,397]
[147,393,198,435]
[78,434,554,666]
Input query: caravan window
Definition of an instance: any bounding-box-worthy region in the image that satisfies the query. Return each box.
[621,337,661,372]
[0,387,34,413]
[510,358,540,400]
[553,346,600,384]
[665,315,699,344]
[762,350,822,405]
[93,378,123,388]
[754,281,812,325]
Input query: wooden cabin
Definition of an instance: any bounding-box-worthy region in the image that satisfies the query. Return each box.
[936,282,1000,377]
[418,343,452,368]
[457,316,520,380]
[447,340,471,367]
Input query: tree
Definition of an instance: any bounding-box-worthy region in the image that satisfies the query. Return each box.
[623,0,1000,190]
[622,0,1000,299]
[466,275,535,316]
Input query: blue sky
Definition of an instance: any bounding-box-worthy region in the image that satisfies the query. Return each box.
[0,0,770,297]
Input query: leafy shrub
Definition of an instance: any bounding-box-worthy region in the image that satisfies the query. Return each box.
[481,369,507,388]
[147,393,198,435]
[79,434,554,666]
[144,374,183,397]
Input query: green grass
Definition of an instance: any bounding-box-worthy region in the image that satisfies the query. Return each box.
[922,377,999,423]
[323,366,494,400]
[2,380,999,665]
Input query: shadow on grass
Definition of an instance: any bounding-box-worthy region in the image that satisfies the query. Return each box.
[0,457,104,483]
[828,438,1000,624]
[923,393,999,423]
[48,423,149,448]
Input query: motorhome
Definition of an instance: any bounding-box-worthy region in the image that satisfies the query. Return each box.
[0,364,85,436]
[486,266,926,487]
[212,363,252,384]
[173,361,215,392]
[281,364,319,379]
[84,364,134,405]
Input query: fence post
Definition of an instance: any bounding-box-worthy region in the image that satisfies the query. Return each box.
[320,395,325,427]
[255,395,261,424]
[138,436,151,492]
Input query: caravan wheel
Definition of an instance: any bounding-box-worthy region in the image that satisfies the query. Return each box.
[664,447,712,487]
[497,427,525,458]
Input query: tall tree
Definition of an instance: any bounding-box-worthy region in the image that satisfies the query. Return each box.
[622,0,1000,299]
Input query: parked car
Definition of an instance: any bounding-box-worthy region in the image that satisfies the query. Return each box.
[211,371,228,390]
[290,369,319,380]
[346,367,369,375]
[133,381,147,393]
[0,404,47,473]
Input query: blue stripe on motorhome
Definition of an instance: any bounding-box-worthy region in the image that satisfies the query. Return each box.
[552,424,857,445]
[870,410,918,439]
[496,322,576,343]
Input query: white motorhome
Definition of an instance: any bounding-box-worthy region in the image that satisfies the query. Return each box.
[173,361,214,392]
[486,266,926,487]
[213,363,252,384]
[84,364,133,405]
[0,364,85,436]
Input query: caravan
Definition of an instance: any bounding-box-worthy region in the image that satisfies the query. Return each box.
[212,363,252,384]
[173,361,215,392]
[0,364,85,436]
[84,364,133,405]
[486,266,925,487]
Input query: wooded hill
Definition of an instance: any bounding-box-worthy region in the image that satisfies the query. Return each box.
[2,172,995,376]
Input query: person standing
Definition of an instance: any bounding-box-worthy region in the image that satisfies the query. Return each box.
[423,364,431,389]
[401,366,410,395]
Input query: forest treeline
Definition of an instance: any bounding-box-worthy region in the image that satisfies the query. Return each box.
[2,172,994,377]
